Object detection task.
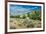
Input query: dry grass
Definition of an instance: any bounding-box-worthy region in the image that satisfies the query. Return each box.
[10,18,41,29]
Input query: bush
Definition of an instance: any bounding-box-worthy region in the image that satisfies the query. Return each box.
[15,15,20,18]
[29,11,41,20]
[10,16,14,18]
[22,15,26,19]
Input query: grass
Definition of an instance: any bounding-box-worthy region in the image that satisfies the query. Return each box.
[10,18,41,29]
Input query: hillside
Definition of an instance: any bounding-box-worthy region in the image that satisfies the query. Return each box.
[10,10,41,29]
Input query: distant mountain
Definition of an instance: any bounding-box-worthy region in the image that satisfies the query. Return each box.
[10,10,32,16]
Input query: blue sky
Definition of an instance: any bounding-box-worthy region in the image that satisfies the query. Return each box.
[10,4,41,15]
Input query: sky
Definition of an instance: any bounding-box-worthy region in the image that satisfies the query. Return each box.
[10,4,41,15]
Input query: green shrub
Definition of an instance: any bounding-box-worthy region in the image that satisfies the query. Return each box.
[10,16,14,18]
